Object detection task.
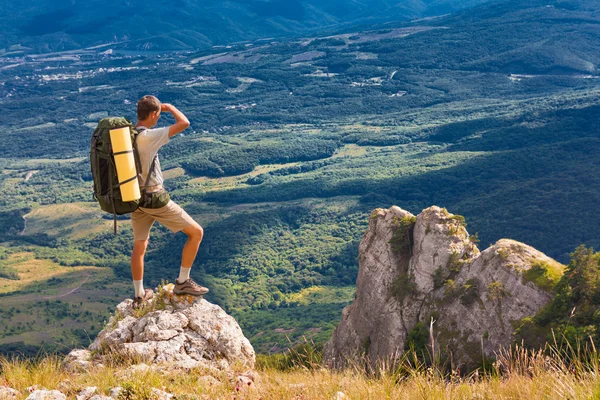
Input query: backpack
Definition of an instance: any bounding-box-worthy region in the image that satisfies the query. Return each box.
[90,117,156,235]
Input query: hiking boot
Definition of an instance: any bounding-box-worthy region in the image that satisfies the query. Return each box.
[174,278,209,296]
[133,288,154,309]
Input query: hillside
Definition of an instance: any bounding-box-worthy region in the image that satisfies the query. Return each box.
[0,0,492,53]
[0,0,599,356]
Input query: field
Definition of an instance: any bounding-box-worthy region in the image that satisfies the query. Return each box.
[2,343,600,399]
[0,251,125,354]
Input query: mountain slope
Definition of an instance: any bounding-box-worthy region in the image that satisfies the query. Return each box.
[0,0,494,52]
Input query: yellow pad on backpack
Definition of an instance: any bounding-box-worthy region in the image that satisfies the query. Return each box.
[110,127,141,202]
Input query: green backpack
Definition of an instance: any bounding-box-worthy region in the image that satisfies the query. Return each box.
[90,117,143,234]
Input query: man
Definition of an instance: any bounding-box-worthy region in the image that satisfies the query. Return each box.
[131,95,208,308]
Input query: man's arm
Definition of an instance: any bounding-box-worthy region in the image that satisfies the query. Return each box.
[161,103,190,138]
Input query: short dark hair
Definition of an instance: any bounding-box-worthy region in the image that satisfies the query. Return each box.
[137,95,161,120]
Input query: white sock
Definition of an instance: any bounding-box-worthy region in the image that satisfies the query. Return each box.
[178,266,191,283]
[133,280,144,298]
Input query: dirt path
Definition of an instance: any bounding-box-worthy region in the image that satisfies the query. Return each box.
[42,274,91,299]
[2,274,91,303]
[18,216,27,236]
[24,170,38,181]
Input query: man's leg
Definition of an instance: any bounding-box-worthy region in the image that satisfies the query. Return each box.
[131,239,149,281]
[179,223,204,279]
[175,222,209,295]
[130,209,154,300]
[145,200,208,295]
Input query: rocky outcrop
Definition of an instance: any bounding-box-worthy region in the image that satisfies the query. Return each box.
[0,386,19,399]
[64,283,255,372]
[26,390,66,400]
[324,206,563,369]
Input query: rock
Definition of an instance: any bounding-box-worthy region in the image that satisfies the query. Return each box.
[167,359,206,371]
[333,392,348,400]
[150,388,173,400]
[26,390,66,400]
[26,386,40,393]
[116,299,134,316]
[240,369,260,384]
[116,363,160,379]
[56,381,73,393]
[0,386,19,399]
[90,316,137,351]
[109,387,122,399]
[324,206,562,369]
[235,375,253,390]
[62,349,94,372]
[88,396,113,400]
[182,301,255,366]
[76,284,255,373]
[288,383,306,389]
[76,387,97,400]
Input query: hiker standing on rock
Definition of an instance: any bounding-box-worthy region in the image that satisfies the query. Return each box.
[131,95,208,308]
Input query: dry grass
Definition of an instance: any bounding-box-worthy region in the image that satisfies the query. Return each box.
[23,202,111,240]
[0,252,105,294]
[189,162,300,191]
[1,342,599,400]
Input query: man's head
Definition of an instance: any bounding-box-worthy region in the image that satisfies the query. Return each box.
[137,95,161,127]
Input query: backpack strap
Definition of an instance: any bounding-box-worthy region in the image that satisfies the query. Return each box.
[107,157,118,235]
[135,126,159,193]
[144,156,158,190]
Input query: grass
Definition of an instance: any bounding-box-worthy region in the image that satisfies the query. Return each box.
[522,260,565,292]
[284,286,355,306]
[0,252,104,294]
[189,161,302,191]
[22,203,112,240]
[0,257,128,351]
[1,341,600,399]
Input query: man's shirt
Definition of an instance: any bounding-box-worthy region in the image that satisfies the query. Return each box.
[136,126,169,193]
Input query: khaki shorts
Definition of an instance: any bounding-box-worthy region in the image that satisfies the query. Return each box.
[131,200,196,241]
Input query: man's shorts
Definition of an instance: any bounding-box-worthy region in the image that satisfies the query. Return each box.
[131,200,196,241]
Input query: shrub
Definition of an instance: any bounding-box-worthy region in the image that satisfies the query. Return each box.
[443,279,456,296]
[390,272,417,303]
[447,251,463,274]
[405,321,429,354]
[433,266,445,289]
[460,279,480,306]
[389,215,417,255]
[487,281,508,302]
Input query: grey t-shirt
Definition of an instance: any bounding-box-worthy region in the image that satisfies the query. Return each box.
[135,126,169,193]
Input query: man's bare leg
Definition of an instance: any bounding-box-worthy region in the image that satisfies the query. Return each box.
[175,223,208,295]
[131,239,149,301]
[131,239,148,280]
[181,223,204,269]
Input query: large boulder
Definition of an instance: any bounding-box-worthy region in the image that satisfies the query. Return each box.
[323,206,563,369]
[65,283,255,372]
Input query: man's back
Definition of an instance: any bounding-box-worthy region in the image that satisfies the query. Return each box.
[136,126,169,193]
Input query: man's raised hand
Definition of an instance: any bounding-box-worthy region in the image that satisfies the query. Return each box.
[162,103,190,138]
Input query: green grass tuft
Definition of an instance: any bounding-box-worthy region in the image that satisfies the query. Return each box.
[522,261,564,292]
